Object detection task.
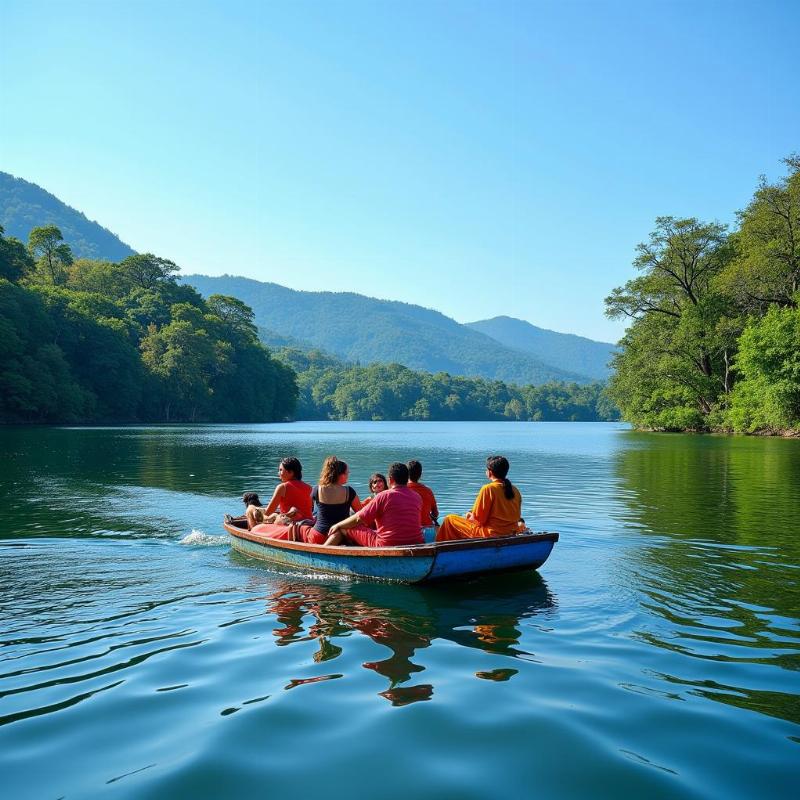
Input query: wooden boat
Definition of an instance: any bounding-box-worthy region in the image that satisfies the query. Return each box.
[223,518,558,584]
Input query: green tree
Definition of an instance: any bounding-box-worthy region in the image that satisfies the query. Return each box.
[36,286,142,420]
[67,258,130,297]
[0,226,34,282]
[206,294,258,342]
[27,225,74,285]
[140,320,218,421]
[726,305,800,432]
[119,253,179,290]
[0,280,88,421]
[606,217,735,428]
[719,156,800,313]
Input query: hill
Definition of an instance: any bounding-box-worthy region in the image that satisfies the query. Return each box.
[182,274,591,385]
[0,172,136,261]
[466,316,616,380]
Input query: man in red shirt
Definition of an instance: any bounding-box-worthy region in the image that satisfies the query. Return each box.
[324,463,423,547]
[406,459,439,528]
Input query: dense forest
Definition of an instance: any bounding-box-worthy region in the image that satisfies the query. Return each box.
[606,156,799,434]
[275,347,618,422]
[0,221,616,424]
[0,225,296,423]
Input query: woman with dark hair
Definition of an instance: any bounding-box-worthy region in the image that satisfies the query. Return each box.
[435,455,522,541]
[256,455,363,544]
[247,456,313,529]
[362,473,388,502]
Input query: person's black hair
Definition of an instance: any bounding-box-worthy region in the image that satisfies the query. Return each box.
[486,455,514,499]
[281,456,302,480]
[243,492,261,506]
[369,473,387,491]
[388,462,409,486]
[407,460,422,482]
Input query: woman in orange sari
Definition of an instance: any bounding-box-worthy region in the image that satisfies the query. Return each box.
[435,455,522,541]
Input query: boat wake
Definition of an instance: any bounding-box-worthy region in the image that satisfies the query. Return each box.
[179,529,229,547]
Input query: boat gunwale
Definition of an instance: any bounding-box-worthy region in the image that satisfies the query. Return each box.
[224,521,559,559]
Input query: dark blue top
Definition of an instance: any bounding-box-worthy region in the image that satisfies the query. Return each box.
[311,485,357,533]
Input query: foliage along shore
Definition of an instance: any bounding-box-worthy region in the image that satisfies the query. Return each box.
[274,347,617,422]
[605,155,800,436]
[0,228,296,423]
[0,224,616,424]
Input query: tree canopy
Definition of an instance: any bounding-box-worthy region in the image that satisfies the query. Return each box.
[274,347,617,422]
[0,226,296,423]
[606,156,800,434]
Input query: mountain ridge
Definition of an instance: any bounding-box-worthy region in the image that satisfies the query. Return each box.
[182,274,597,386]
[466,315,616,380]
[0,172,136,261]
[0,172,614,385]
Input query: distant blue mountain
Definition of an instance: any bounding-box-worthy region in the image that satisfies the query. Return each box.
[466,316,616,380]
[183,274,593,386]
[0,172,136,261]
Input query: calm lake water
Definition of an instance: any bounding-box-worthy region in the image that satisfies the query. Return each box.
[1,422,798,799]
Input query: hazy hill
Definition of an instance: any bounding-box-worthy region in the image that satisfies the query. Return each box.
[467,316,616,380]
[0,172,136,261]
[182,274,590,385]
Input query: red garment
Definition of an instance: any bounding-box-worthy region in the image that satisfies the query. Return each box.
[353,485,423,546]
[251,522,326,544]
[281,479,313,520]
[407,481,438,526]
[344,525,381,548]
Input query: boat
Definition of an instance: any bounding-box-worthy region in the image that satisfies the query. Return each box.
[223,518,558,583]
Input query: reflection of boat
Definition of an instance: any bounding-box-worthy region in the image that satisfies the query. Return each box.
[264,571,556,705]
[223,518,558,583]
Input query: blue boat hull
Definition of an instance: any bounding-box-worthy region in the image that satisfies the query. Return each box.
[224,521,558,584]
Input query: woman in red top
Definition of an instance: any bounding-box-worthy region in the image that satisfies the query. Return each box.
[246,457,313,529]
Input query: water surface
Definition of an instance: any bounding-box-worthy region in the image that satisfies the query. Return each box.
[1,422,798,798]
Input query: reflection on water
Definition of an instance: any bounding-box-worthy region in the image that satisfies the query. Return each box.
[1,423,799,799]
[262,573,556,706]
[613,433,800,725]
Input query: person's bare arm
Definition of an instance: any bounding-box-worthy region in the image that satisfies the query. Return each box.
[263,483,286,515]
[325,511,362,546]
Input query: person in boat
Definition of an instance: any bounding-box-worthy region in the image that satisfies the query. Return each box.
[435,455,521,541]
[361,472,388,503]
[253,455,363,544]
[324,462,423,548]
[244,491,261,505]
[306,456,363,543]
[406,460,439,528]
[245,457,313,529]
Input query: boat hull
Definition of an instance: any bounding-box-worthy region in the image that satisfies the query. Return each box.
[224,522,558,584]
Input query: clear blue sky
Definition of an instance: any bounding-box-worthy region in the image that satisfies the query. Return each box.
[2,0,798,342]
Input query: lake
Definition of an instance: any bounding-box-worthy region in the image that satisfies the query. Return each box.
[1,421,798,799]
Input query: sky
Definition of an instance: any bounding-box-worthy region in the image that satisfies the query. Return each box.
[2,0,798,342]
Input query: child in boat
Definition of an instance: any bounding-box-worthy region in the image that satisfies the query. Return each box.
[435,455,522,541]
[246,457,313,529]
[224,492,262,526]
[406,460,439,527]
